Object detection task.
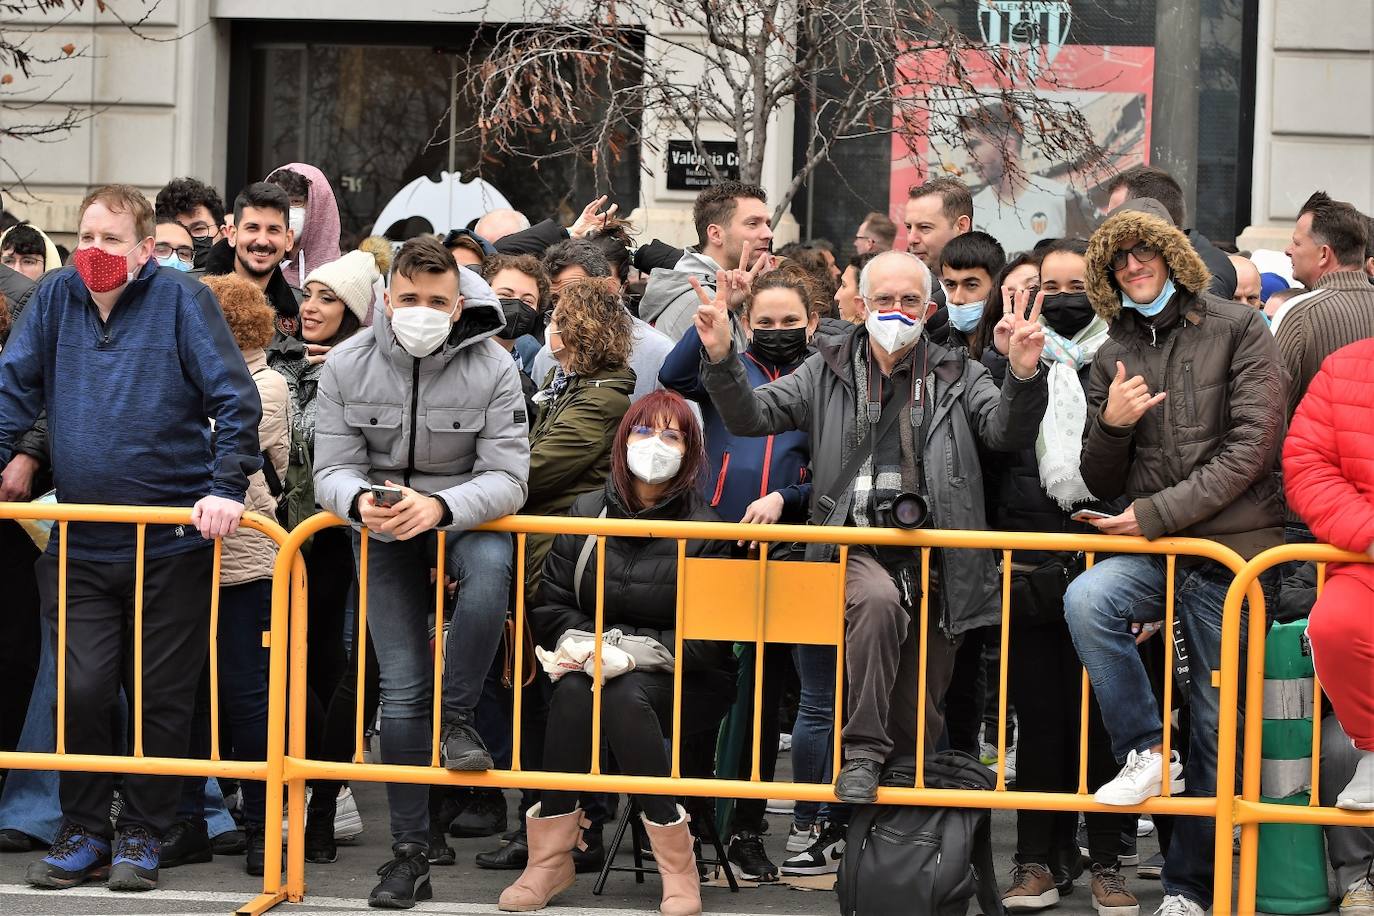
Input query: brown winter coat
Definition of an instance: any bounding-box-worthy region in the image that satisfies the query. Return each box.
[222,349,290,585]
[1079,202,1286,560]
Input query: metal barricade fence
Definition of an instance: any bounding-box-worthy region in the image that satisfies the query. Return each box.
[0,503,298,916]
[275,510,1260,914]
[1225,543,1374,916]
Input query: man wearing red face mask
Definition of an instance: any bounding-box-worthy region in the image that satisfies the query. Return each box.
[0,185,262,893]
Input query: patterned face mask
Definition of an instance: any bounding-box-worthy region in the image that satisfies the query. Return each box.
[74,243,140,293]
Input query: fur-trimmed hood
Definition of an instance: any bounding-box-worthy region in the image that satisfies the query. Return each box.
[1085,198,1211,321]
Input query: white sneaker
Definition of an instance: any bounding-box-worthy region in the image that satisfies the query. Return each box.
[1337,750,1374,810]
[778,732,793,752]
[785,822,818,853]
[1136,815,1154,837]
[779,821,846,876]
[1342,874,1374,914]
[1094,749,1184,806]
[1154,894,1205,916]
[334,786,364,841]
[766,798,795,815]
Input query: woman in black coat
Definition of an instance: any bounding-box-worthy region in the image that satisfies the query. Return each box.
[500,390,732,916]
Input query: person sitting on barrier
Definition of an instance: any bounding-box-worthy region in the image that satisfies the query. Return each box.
[1062,197,1285,916]
[1284,337,1374,812]
[659,263,822,882]
[692,248,1049,806]
[500,390,734,915]
[313,234,530,909]
[977,238,1138,915]
[0,184,262,893]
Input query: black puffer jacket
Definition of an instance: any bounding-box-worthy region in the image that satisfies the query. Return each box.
[530,484,736,699]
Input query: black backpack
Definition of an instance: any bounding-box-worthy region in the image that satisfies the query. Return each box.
[835,751,1004,916]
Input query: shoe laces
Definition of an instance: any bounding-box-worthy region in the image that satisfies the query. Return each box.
[815,821,847,848]
[1093,864,1128,895]
[117,825,155,862]
[49,824,89,859]
[377,848,427,880]
[1155,894,1200,916]
[1010,861,1050,887]
[1121,748,1159,779]
[731,832,770,863]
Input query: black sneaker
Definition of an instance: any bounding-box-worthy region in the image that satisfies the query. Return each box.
[449,788,506,838]
[108,825,160,891]
[835,758,881,804]
[304,811,338,865]
[779,820,846,876]
[158,819,211,869]
[427,819,455,866]
[475,825,527,870]
[439,717,494,771]
[368,842,432,909]
[244,827,267,877]
[727,830,778,882]
[1137,851,1165,879]
[0,828,38,853]
[211,828,246,856]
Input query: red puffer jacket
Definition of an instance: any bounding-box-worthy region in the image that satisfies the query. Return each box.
[1283,338,1374,585]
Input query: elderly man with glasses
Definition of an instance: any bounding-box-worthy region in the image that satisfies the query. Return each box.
[693,248,1048,804]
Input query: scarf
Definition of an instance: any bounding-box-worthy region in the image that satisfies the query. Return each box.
[850,341,921,527]
[1034,316,1109,509]
[533,365,573,408]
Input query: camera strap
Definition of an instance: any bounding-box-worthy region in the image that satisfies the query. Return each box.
[814,372,915,528]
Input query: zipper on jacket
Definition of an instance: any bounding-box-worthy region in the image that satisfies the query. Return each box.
[405,357,421,487]
[759,436,775,498]
[1182,360,1197,426]
[710,451,731,507]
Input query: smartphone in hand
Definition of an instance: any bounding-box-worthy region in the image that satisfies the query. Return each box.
[371,485,404,508]
[1070,508,1113,522]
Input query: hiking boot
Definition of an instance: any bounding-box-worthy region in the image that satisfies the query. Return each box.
[1094,749,1183,806]
[158,818,212,868]
[427,819,455,866]
[1090,863,1138,915]
[644,806,702,916]
[1002,861,1059,911]
[780,820,846,876]
[305,810,338,864]
[0,828,38,852]
[726,830,777,882]
[1137,851,1165,879]
[369,842,432,909]
[450,787,507,838]
[1342,874,1374,914]
[25,824,111,888]
[1154,894,1205,916]
[440,715,494,771]
[477,825,528,870]
[835,758,881,805]
[108,825,160,891]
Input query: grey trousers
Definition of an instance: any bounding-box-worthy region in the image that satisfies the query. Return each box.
[841,551,961,763]
[1321,714,1374,894]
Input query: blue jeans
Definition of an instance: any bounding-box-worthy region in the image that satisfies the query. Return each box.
[0,611,62,844]
[1064,555,1274,906]
[351,529,511,845]
[791,644,835,827]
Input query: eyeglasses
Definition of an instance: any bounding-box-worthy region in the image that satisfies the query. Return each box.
[153,242,195,264]
[182,221,218,239]
[1110,243,1161,271]
[865,293,928,315]
[629,424,686,447]
[1,253,43,272]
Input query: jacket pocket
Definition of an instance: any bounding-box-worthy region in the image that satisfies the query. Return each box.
[343,402,403,458]
[426,407,485,466]
[1181,360,1198,427]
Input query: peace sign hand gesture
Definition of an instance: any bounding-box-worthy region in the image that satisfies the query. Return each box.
[1006,287,1047,379]
[691,270,735,364]
[724,242,776,309]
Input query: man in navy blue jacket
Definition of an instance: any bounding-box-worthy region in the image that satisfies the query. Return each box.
[0,185,262,893]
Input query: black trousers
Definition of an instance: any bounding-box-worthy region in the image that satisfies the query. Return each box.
[542,671,726,824]
[38,547,213,840]
[945,625,996,755]
[726,643,792,835]
[0,520,41,753]
[1008,613,1127,868]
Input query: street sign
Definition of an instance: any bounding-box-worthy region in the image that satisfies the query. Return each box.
[666,140,740,190]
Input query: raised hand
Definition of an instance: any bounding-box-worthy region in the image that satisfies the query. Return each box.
[1007,287,1047,378]
[691,270,734,364]
[992,287,1018,355]
[724,242,776,309]
[1103,360,1167,428]
[569,195,618,238]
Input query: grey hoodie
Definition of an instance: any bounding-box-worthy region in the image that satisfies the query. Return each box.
[639,249,748,350]
[313,266,530,538]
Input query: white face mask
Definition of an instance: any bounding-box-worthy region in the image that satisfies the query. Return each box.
[626,436,683,485]
[391,304,457,357]
[288,206,306,239]
[865,307,925,354]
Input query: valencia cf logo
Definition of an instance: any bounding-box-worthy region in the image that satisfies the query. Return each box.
[978,1,1073,76]
[1031,212,1049,234]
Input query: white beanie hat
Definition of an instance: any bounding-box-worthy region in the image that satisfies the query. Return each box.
[304,249,381,323]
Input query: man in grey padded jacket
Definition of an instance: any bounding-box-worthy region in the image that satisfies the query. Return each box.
[313,235,530,908]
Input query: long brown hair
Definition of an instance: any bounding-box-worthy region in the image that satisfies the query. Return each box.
[610,391,707,512]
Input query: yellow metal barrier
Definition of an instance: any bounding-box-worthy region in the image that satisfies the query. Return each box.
[0,502,297,916]
[1223,542,1374,916]
[276,510,1258,913]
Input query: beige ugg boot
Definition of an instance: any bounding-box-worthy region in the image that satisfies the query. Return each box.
[642,805,703,916]
[498,803,586,912]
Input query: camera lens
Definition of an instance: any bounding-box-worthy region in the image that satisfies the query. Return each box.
[889,492,928,529]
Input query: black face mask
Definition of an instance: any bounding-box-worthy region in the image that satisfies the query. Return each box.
[1041,292,1096,338]
[191,235,214,270]
[749,327,809,366]
[497,298,541,341]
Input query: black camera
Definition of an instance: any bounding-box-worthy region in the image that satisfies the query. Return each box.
[876,491,929,530]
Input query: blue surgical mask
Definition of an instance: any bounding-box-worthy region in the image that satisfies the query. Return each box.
[156,254,194,273]
[946,300,984,333]
[1120,276,1175,318]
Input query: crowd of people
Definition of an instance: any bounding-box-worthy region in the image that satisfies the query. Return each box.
[0,160,1371,916]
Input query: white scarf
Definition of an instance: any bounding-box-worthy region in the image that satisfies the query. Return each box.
[1035,317,1110,509]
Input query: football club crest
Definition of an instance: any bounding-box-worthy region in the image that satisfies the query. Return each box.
[978,1,1073,76]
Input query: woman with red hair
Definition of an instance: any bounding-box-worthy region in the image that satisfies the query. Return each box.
[500,391,733,916]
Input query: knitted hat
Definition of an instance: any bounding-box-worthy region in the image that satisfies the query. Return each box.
[1259,272,1292,303]
[303,249,381,323]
